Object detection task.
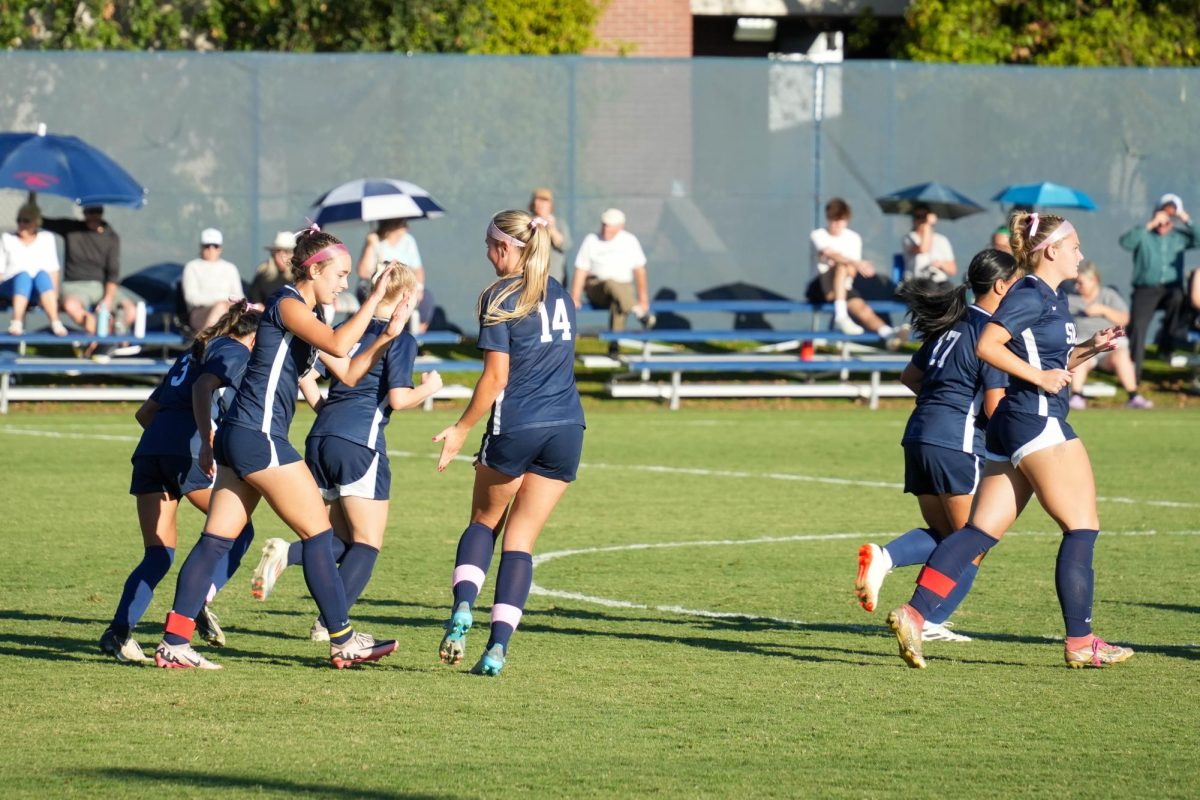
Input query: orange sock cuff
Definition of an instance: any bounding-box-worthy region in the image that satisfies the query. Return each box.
[165,611,196,640]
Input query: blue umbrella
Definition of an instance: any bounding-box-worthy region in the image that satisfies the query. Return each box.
[992,182,1097,211]
[875,182,985,220]
[309,178,445,225]
[0,124,145,208]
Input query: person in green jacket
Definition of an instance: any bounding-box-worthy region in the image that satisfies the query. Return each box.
[1118,192,1197,381]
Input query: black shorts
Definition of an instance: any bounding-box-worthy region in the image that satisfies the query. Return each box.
[805,275,861,305]
[477,424,585,482]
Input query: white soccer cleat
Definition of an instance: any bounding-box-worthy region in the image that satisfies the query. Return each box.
[250,537,291,601]
[921,620,972,642]
[99,628,150,664]
[330,631,397,669]
[855,543,892,613]
[154,640,222,670]
[309,619,330,642]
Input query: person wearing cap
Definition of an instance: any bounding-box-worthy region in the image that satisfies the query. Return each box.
[570,208,653,352]
[529,188,571,283]
[249,231,296,305]
[42,203,139,334]
[182,228,244,332]
[1118,192,1198,379]
[990,226,1012,255]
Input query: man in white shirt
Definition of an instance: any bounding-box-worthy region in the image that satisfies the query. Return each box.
[902,205,957,283]
[181,227,244,332]
[807,198,900,341]
[570,208,653,350]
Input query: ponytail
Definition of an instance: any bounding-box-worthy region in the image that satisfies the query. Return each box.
[478,209,551,325]
[897,278,970,342]
[191,300,262,361]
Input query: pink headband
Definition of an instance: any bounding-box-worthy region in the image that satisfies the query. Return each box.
[301,243,349,267]
[488,218,545,249]
[230,297,265,312]
[1031,219,1076,252]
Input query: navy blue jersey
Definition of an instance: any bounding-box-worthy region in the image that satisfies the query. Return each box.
[989,275,1076,418]
[476,276,585,435]
[133,336,251,459]
[902,305,1008,455]
[223,285,320,439]
[307,319,417,453]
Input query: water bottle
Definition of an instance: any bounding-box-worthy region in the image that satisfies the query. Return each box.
[133,301,147,339]
[95,305,111,337]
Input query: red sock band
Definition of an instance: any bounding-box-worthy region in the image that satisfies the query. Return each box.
[165,611,196,640]
[917,566,956,598]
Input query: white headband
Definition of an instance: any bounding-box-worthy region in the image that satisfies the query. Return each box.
[487,217,548,249]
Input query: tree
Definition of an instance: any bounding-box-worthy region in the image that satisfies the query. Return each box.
[899,0,1200,66]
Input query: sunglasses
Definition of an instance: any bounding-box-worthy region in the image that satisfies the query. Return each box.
[16,217,33,223]
[202,243,221,249]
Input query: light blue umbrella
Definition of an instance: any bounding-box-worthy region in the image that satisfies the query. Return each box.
[992,182,1097,211]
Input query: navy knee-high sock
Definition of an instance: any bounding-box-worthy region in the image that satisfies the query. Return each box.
[926,562,979,625]
[451,522,498,608]
[211,521,255,595]
[112,545,175,638]
[883,528,938,568]
[287,535,347,567]
[316,543,380,627]
[163,533,233,645]
[909,524,999,620]
[487,551,533,653]
[1056,529,1098,637]
[302,530,353,645]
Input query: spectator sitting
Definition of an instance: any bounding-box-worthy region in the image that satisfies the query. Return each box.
[42,203,138,334]
[181,227,244,332]
[1,201,69,336]
[356,217,431,332]
[529,187,571,284]
[902,205,957,283]
[571,208,653,354]
[1068,261,1149,410]
[1190,265,1200,334]
[249,230,295,304]
[991,225,1013,254]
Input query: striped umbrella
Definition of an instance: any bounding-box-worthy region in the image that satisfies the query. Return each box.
[309,178,445,225]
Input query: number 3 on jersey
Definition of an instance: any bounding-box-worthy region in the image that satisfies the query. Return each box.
[538,298,573,343]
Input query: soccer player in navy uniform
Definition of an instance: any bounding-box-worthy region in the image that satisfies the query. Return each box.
[154,226,406,670]
[433,209,586,677]
[856,249,1021,642]
[101,302,260,663]
[887,211,1134,669]
[248,263,443,640]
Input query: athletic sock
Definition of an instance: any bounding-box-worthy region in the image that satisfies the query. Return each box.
[316,543,380,627]
[925,562,979,625]
[301,529,353,645]
[879,324,896,338]
[487,551,533,653]
[210,521,255,597]
[112,545,175,635]
[909,524,1000,621]
[834,299,848,318]
[883,528,938,568]
[287,534,347,567]
[451,522,497,608]
[1056,528,1098,638]
[163,533,233,645]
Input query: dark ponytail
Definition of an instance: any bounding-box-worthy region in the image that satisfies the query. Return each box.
[897,278,970,342]
[965,247,1020,298]
[191,300,262,361]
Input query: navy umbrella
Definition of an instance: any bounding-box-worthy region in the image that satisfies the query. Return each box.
[0,124,146,208]
[875,182,985,220]
[309,178,445,225]
[992,182,1097,210]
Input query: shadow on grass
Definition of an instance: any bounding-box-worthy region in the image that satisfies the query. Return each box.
[0,609,109,626]
[1114,600,1200,615]
[84,768,453,799]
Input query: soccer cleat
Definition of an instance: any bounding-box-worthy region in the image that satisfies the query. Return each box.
[921,620,972,642]
[99,628,149,664]
[438,602,474,665]
[154,640,222,670]
[469,643,506,677]
[330,631,397,669]
[195,605,225,647]
[250,537,290,600]
[309,619,330,642]
[1065,637,1134,669]
[834,315,864,335]
[855,543,891,613]
[886,604,926,669]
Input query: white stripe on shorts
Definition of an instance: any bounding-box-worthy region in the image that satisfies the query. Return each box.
[1011,416,1067,466]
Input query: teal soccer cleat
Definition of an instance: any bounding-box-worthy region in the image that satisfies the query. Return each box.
[438,602,473,665]
[469,643,506,677]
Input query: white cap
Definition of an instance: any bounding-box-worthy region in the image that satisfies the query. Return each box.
[267,230,296,250]
[1158,193,1184,214]
[600,208,626,227]
[200,227,223,246]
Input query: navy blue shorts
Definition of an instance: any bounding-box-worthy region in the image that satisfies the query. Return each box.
[986,410,1078,466]
[903,442,981,497]
[477,424,584,483]
[305,435,391,501]
[130,454,213,498]
[214,424,303,480]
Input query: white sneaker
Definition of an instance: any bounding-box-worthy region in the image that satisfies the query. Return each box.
[309,619,330,642]
[154,640,222,670]
[855,543,892,612]
[1169,354,1189,368]
[7,319,23,335]
[921,620,972,642]
[250,537,291,600]
[834,315,864,335]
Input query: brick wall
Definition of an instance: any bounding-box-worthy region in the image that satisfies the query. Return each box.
[587,0,693,58]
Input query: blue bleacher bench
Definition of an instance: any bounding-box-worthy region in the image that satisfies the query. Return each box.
[648,299,908,316]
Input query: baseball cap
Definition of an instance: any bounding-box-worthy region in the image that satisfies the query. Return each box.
[600,208,625,226]
[267,230,296,250]
[1158,193,1184,214]
[200,228,223,246]
[532,187,554,202]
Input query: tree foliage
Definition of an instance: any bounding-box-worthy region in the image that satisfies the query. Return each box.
[0,0,600,54]
[899,0,1200,66]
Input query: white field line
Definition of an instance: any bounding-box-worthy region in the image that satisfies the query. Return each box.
[2,425,1197,509]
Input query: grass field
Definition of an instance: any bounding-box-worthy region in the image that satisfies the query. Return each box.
[1,403,1197,799]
